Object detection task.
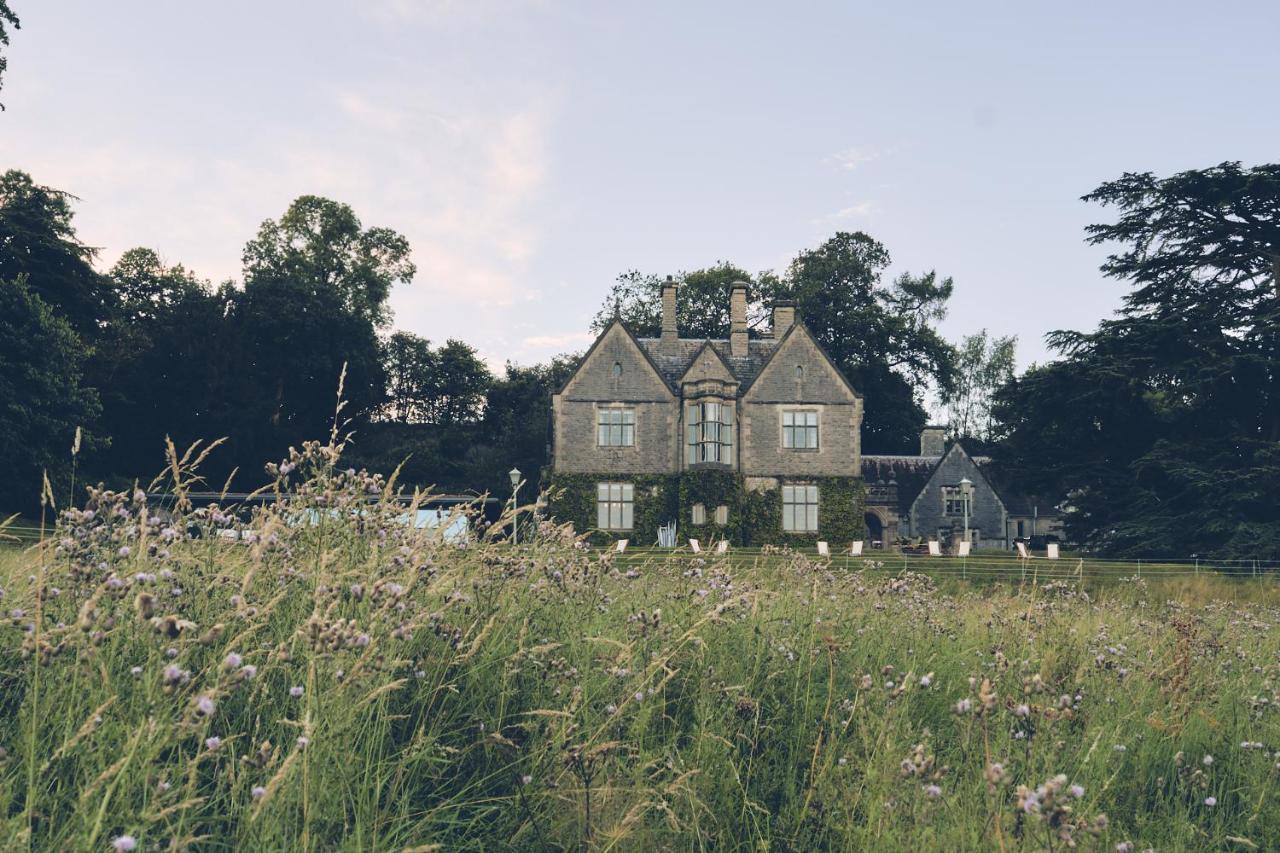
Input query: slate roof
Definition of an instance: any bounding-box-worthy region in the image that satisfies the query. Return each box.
[636,338,780,390]
[861,447,1060,518]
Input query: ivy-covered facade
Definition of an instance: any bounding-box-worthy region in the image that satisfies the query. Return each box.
[544,282,867,546]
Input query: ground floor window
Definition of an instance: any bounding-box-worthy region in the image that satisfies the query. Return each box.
[597,482,634,530]
[782,484,818,532]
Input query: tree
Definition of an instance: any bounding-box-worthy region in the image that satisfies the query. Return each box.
[242,195,414,329]
[89,250,237,485]
[942,330,1016,441]
[232,196,413,471]
[0,1,19,110]
[380,334,492,426]
[590,263,766,339]
[595,233,958,453]
[994,162,1280,558]
[0,275,100,512]
[0,170,107,336]
[382,332,437,424]
[432,340,492,425]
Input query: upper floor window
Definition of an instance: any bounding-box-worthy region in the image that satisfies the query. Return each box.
[597,408,635,447]
[942,486,972,517]
[782,410,819,449]
[691,503,706,525]
[686,401,734,465]
[597,482,634,530]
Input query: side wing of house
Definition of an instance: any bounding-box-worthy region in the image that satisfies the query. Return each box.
[908,443,1007,543]
[551,321,677,474]
[739,325,862,478]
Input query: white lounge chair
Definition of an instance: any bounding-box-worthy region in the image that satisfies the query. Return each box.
[1047,543,1060,560]
[957,541,971,558]
[1016,541,1030,560]
[715,540,729,555]
[928,540,942,557]
[689,539,702,554]
[850,540,864,556]
[817,541,830,557]
[615,539,628,554]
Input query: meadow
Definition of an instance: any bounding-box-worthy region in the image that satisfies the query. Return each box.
[2,440,1280,850]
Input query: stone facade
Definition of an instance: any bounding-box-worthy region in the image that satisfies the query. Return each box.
[547,284,864,544]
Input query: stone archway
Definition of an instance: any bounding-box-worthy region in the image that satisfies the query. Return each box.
[864,512,884,545]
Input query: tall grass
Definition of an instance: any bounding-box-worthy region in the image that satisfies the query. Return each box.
[2,434,1279,849]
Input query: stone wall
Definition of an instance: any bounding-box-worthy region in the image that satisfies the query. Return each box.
[909,446,1006,545]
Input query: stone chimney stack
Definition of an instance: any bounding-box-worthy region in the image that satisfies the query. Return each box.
[660,277,678,351]
[920,425,947,457]
[729,282,749,359]
[771,302,796,338]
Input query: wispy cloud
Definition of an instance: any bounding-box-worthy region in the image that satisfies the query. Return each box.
[522,331,595,349]
[829,146,880,171]
[812,200,877,226]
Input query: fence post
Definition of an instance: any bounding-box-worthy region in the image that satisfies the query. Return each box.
[1254,559,1258,578]
[1137,558,1141,579]
[1195,557,1199,576]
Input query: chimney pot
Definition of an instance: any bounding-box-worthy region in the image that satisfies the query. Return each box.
[920,426,947,457]
[771,302,796,338]
[660,279,679,350]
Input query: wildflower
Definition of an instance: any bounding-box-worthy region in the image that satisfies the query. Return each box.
[224,652,242,669]
[605,704,617,715]
[954,698,972,714]
[205,736,222,751]
[165,647,178,659]
[156,780,171,793]
[1015,703,1030,717]
[861,674,873,689]
[240,664,258,680]
[289,686,304,698]
[838,757,848,766]
[1204,796,1216,807]
[1202,754,1213,766]
[1116,844,1134,853]
[520,774,533,785]
[634,691,644,702]
[111,836,137,852]
[195,695,215,717]
[919,673,932,688]
[130,666,143,677]
[924,784,942,797]
[1070,784,1085,798]
[296,736,310,748]
[252,785,267,800]
[118,546,131,558]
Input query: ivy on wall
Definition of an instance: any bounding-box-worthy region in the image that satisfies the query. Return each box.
[543,470,866,547]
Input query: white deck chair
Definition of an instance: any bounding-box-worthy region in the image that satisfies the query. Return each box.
[817,541,830,557]
[715,540,729,555]
[615,539,628,554]
[957,541,971,558]
[688,539,701,554]
[928,540,942,557]
[1047,542,1060,560]
[849,540,864,556]
[1016,541,1030,560]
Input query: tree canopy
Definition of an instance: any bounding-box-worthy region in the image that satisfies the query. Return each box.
[593,232,957,453]
[994,162,1280,557]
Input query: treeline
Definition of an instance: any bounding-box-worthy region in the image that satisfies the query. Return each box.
[5,160,1277,559]
[0,171,577,509]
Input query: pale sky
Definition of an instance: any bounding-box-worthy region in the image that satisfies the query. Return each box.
[3,1,1278,373]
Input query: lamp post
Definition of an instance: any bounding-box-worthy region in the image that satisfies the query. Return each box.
[508,467,523,546]
[959,477,973,550]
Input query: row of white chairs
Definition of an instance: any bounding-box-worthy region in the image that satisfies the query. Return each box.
[610,538,1059,560]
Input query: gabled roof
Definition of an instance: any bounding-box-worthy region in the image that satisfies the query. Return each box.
[908,443,1006,518]
[742,320,862,400]
[555,320,675,398]
[636,336,778,390]
[678,340,739,385]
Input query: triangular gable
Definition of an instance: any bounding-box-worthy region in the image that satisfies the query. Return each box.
[741,322,860,402]
[678,341,738,386]
[556,320,675,400]
[908,442,1007,518]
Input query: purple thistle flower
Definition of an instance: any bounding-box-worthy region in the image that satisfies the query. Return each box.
[290,686,304,698]
[111,836,137,851]
[252,785,267,800]
[205,736,222,751]
[196,695,215,716]
[223,652,242,669]
[240,664,257,680]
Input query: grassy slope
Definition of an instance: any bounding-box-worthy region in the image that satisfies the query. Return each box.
[1,497,1279,850]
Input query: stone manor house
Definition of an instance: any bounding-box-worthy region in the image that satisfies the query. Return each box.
[545,282,1061,548]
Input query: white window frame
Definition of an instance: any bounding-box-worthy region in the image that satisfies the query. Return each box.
[596,482,634,531]
[781,410,819,450]
[942,486,971,517]
[691,503,706,525]
[782,484,819,533]
[596,407,635,447]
